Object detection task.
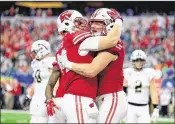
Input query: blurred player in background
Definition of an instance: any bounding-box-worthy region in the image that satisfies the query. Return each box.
[23,40,56,123]
[123,49,160,123]
[58,8,127,123]
[45,9,122,123]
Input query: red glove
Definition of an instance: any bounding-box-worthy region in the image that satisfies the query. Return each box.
[46,99,59,116]
[107,8,123,21]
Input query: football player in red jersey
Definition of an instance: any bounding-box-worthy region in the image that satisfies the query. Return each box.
[45,9,123,123]
[59,8,127,123]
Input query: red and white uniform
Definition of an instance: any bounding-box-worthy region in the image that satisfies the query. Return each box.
[54,31,99,123]
[96,41,127,123]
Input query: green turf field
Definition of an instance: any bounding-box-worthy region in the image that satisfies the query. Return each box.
[1,112,30,123]
[1,110,174,123]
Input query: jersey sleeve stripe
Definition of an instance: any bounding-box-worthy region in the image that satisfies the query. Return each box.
[73,32,91,44]
[73,34,92,45]
[73,32,90,42]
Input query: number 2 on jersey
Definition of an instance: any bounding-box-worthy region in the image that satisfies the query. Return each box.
[135,80,142,93]
[35,69,42,83]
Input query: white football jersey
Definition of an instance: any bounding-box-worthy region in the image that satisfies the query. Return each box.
[124,68,156,104]
[30,56,55,116]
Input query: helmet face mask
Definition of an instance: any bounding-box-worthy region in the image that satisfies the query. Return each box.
[30,51,37,60]
[31,40,51,60]
[74,17,88,31]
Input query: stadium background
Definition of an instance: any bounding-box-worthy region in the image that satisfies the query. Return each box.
[0,1,174,123]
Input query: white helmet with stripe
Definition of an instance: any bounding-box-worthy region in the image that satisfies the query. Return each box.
[131,49,147,70]
[57,10,87,34]
[131,49,147,61]
[31,40,51,60]
[90,8,122,35]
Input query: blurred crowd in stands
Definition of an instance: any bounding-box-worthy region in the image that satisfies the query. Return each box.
[0,7,174,118]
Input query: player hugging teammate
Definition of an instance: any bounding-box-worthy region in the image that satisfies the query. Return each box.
[23,7,160,124]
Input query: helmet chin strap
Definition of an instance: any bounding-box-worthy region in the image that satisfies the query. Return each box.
[135,67,143,71]
[133,64,143,71]
[92,32,102,36]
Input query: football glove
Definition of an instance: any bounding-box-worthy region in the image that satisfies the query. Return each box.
[23,96,31,110]
[46,99,59,116]
[151,108,159,123]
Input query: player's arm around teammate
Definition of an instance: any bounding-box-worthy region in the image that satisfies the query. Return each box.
[78,22,122,52]
[60,51,118,78]
[77,9,123,52]
[58,8,123,78]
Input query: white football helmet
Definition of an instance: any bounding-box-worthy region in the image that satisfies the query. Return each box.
[131,49,147,70]
[57,10,87,34]
[90,8,121,35]
[130,49,147,61]
[31,40,51,60]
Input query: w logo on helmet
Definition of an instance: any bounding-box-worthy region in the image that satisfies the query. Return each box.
[107,8,122,21]
[59,11,73,22]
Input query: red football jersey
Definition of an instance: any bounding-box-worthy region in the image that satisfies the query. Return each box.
[55,75,65,98]
[98,41,125,95]
[52,60,65,97]
[54,31,98,99]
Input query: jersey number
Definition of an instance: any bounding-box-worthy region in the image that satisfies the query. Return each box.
[135,80,142,93]
[35,69,42,83]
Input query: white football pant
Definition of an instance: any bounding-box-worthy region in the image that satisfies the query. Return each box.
[96,91,128,123]
[61,94,99,123]
[48,97,66,123]
[127,104,151,123]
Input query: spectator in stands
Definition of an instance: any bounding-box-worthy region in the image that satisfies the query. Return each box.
[160,82,174,117]
[1,76,21,109]
[47,8,53,16]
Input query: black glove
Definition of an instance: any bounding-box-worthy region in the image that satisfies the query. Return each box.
[23,96,31,110]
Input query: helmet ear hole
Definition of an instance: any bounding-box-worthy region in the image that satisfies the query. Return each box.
[110,25,113,28]
[65,23,69,26]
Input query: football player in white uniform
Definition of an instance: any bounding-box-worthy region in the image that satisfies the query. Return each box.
[23,40,59,123]
[123,49,160,123]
